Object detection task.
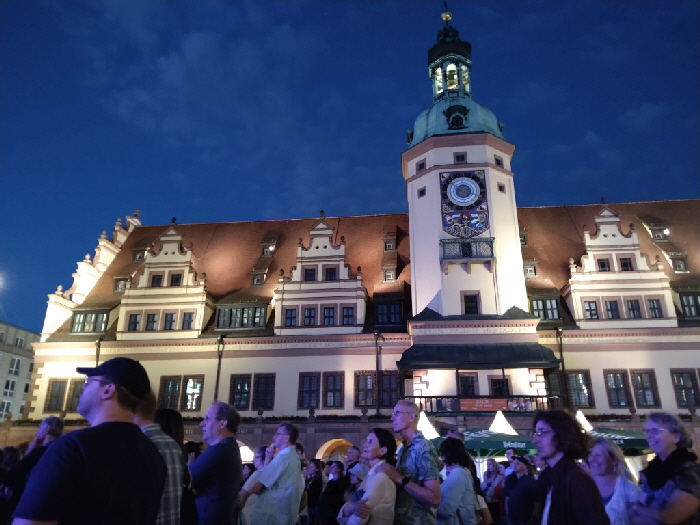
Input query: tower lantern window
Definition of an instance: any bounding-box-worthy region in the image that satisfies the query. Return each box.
[434,67,444,95]
[446,63,458,89]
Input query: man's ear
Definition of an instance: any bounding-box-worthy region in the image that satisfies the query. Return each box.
[220,419,228,430]
[101,382,117,400]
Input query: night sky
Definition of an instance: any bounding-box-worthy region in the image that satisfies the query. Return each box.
[1,1,698,333]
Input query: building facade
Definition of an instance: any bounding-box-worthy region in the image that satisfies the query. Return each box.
[0,321,39,421]
[23,12,700,456]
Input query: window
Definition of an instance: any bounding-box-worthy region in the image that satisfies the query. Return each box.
[181,376,204,411]
[164,313,175,330]
[217,306,267,329]
[0,401,11,420]
[605,301,620,319]
[620,258,634,271]
[71,312,108,333]
[498,183,506,193]
[494,156,504,167]
[325,267,337,281]
[597,259,611,272]
[133,250,145,261]
[355,372,375,407]
[630,370,660,408]
[519,233,527,246]
[262,246,273,256]
[383,269,396,282]
[681,293,700,318]
[182,312,194,330]
[670,370,699,408]
[9,358,21,376]
[0,331,5,343]
[490,378,510,396]
[458,373,478,396]
[253,374,275,411]
[376,302,402,324]
[4,380,15,397]
[463,295,479,315]
[150,274,163,287]
[380,371,399,407]
[230,375,252,410]
[454,152,467,163]
[648,299,663,318]
[449,115,464,129]
[566,370,595,408]
[14,337,25,349]
[128,314,141,331]
[416,160,426,172]
[342,307,355,326]
[45,380,67,412]
[584,301,599,320]
[145,313,158,331]
[158,376,182,410]
[323,372,344,408]
[298,373,320,409]
[114,278,128,293]
[673,259,687,272]
[323,307,335,326]
[252,274,264,286]
[285,309,297,327]
[65,379,83,412]
[603,370,632,408]
[531,298,559,320]
[170,273,182,286]
[384,240,396,251]
[304,268,316,282]
[304,308,317,327]
[417,187,426,198]
[626,300,642,319]
[524,264,537,277]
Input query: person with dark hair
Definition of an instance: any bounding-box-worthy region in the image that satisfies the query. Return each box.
[184,441,203,462]
[319,461,347,524]
[13,356,166,525]
[238,445,266,525]
[630,412,700,525]
[305,459,325,525]
[250,422,305,525]
[134,391,185,525]
[503,455,536,525]
[533,409,609,525]
[436,437,477,525]
[340,427,397,525]
[155,408,185,447]
[190,401,242,525]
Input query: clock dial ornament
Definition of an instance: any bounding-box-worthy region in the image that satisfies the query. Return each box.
[440,170,489,239]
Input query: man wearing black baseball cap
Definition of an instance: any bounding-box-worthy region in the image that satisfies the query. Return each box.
[13,357,167,525]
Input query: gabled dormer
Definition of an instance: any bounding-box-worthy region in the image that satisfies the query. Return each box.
[273,213,368,335]
[117,227,213,340]
[563,205,677,328]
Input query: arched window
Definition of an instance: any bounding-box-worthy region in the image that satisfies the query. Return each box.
[446,63,458,89]
[449,115,464,129]
[434,67,444,96]
[461,65,470,94]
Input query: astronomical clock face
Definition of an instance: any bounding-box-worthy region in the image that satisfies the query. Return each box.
[440,170,489,238]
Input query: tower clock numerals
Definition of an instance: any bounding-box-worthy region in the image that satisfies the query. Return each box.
[441,172,486,210]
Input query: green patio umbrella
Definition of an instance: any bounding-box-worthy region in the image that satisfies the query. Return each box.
[432,429,532,460]
[589,427,650,455]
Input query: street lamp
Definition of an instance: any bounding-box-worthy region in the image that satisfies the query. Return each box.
[374,330,384,415]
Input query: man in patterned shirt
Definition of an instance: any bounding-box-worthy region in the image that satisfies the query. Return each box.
[134,390,184,525]
[378,400,441,525]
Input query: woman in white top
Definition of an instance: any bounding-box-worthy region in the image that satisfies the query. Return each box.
[588,438,641,525]
[339,427,397,525]
[237,445,266,525]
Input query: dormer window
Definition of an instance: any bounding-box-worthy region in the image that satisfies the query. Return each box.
[150,274,163,287]
[519,233,528,246]
[72,311,108,333]
[620,258,634,272]
[217,305,267,329]
[597,258,611,272]
[114,278,128,293]
[170,273,182,287]
[524,264,537,277]
[530,298,560,320]
[252,274,265,286]
[383,269,396,282]
[448,115,464,129]
[384,240,395,251]
[262,246,274,256]
[133,250,145,261]
[304,268,316,282]
[325,267,337,281]
[673,258,688,272]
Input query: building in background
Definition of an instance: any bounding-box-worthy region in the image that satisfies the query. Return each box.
[23,11,700,457]
[0,321,38,421]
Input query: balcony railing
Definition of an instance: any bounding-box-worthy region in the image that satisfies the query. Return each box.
[440,238,494,262]
[405,395,561,414]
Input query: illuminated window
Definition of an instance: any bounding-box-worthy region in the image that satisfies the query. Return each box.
[670,370,699,408]
[630,370,660,408]
[446,63,458,89]
[164,313,175,330]
[298,373,320,410]
[304,308,317,327]
[626,300,642,319]
[181,376,204,411]
[323,372,344,408]
[603,370,631,408]
[128,314,140,331]
[72,312,108,333]
[217,306,267,329]
[355,372,375,407]
[584,301,599,319]
[605,301,620,319]
[181,312,194,330]
[531,298,559,320]
[230,375,251,410]
[45,380,67,412]
[158,376,181,410]
[285,309,297,327]
[145,314,158,331]
[648,299,663,318]
[566,370,595,408]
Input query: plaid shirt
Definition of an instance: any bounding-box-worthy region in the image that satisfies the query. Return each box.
[142,423,184,525]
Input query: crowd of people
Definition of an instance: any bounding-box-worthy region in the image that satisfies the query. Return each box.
[0,356,697,525]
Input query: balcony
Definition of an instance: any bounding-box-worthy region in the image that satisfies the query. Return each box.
[440,238,494,262]
[405,395,561,414]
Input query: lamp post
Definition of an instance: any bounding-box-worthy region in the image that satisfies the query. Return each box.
[556,327,570,410]
[214,335,224,402]
[374,330,384,416]
[95,337,102,366]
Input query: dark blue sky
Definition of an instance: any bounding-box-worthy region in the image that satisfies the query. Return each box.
[1,1,698,332]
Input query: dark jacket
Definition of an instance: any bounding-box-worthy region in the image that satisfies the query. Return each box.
[540,457,610,525]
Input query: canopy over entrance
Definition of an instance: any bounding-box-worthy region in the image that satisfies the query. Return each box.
[398,343,560,370]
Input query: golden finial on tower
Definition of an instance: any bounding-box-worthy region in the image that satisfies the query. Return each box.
[441,1,452,23]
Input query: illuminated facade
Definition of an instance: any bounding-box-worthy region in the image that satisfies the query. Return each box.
[23,13,700,455]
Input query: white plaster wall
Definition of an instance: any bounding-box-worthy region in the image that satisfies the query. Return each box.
[441,262,497,314]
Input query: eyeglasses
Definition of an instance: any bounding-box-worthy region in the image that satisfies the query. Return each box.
[83,377,109,386]
[392,410,412,417]
[644,427,668,437]
[533,429,554,437]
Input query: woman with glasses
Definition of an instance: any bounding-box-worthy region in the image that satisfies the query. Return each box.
[629,412,700,525]
[237,445,266,525]
[339,427,397,525]
[588,438,641,525]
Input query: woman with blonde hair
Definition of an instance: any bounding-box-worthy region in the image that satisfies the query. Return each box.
[588,438,641,525]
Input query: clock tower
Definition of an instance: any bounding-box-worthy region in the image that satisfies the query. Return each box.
[403,10,528,317]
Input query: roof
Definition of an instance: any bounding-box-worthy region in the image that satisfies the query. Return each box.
[397,343,561,370]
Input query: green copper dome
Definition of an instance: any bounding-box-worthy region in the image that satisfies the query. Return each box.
[407,13,504,147]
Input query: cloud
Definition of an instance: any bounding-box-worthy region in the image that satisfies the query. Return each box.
[505,82,568,115]
[617,102,670,134]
